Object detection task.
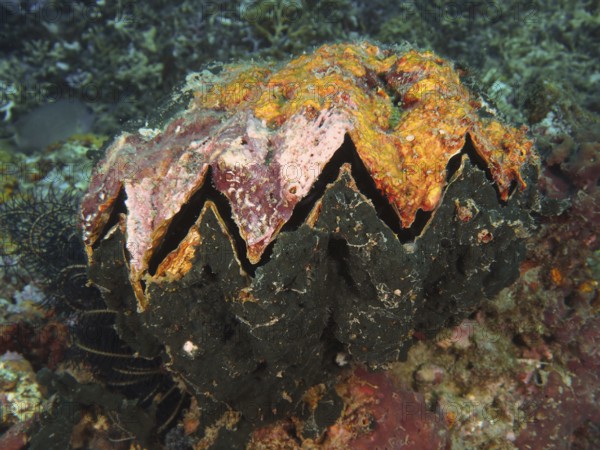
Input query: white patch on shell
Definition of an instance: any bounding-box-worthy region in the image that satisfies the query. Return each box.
[183,340,198,357]
[138,127,160,139]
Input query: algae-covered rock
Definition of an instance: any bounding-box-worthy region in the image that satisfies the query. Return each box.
[0,352,43,428]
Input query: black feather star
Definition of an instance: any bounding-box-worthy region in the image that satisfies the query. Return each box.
[0,186,189,445]
[0,187,83,283]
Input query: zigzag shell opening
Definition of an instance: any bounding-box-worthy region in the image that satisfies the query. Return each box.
[81,43,535,310]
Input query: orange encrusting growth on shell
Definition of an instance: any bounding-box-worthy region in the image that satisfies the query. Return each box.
[195,43,533,228]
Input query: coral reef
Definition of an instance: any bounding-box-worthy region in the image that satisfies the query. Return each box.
[1,1,598,448]
[0,0,367,139]
[3,0,597,146]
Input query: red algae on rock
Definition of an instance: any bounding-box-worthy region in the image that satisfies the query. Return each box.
[249,368,450,449]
